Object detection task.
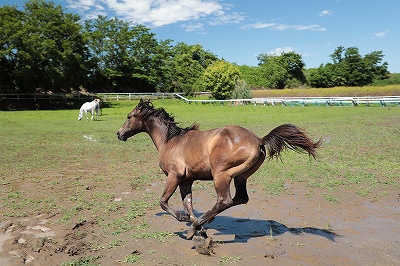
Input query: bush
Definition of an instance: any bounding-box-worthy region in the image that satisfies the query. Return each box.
[231,80,252,99]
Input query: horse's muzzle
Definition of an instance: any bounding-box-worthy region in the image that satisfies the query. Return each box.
[117,131,127,141]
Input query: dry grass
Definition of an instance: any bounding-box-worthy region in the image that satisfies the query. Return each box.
[251,85,400,98]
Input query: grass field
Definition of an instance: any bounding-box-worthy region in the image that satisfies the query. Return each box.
[1,99,398,213]
[1,99,399,264]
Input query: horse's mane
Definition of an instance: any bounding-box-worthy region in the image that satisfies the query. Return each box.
[136,100,199,142]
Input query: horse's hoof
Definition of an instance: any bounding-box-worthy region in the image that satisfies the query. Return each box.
[178,214,189,222]
[199,228,208,239]
[186,227,196,240]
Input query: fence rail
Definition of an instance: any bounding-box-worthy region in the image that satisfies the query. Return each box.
[175,94,400,107]
[93,92,178,101]
[0,93,96,101]
[1,93,399,108]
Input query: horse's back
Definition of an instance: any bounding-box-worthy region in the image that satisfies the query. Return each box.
[80,102,91,110]
[174,125,261,154]
[81,101,98,111]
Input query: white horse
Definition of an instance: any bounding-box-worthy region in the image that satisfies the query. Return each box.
[78,99,100,121]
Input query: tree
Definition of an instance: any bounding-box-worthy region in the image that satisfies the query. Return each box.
[309,46,389,87]
[238,64,285,89]
[259,62,288,89]
[0,5,24,92]
[363,51,389,81]
[161,43,217,94]
[84,17,171,92]
[256,51,306,89]
[0,0,88,93]
[202,60,242,100]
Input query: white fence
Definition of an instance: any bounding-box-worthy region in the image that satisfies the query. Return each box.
[94,92,400,107]
[3,93,397,107]
[94,92,177,101]
[175,94,400,107]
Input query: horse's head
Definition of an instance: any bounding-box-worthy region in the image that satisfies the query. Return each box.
[78,112,83,120]
[117,99,149,141]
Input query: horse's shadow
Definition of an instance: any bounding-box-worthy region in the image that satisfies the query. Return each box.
[157,212,338,243]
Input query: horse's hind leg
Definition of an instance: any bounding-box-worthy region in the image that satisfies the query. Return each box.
[188,148,266,239]
[189,174,233,237]
[232,177,249,205]
[232,147,265,206]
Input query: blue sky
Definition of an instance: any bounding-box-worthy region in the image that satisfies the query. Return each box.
[3,0,399,72]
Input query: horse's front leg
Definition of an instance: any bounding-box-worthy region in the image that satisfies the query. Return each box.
[160,175,190,222]
[179,181,196,223]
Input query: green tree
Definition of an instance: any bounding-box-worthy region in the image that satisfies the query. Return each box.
[0,0,88,93]
[362,50,389,81]
[162,43,217,94]
[202,60,242,100]
[256,51,306,89]
[84,16,170,92]
[0,5,24,92]
[259,62,288,89]
[309,46,389,87]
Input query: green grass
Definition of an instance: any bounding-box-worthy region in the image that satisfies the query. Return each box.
[220,256,242,264]
[0,99,399,264]
[61,255,100,266]
[1,100,399,207]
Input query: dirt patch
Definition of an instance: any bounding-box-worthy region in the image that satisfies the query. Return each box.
[0,215,100,265]
[1,180,399,265]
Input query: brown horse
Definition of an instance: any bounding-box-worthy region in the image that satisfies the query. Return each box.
[117,99,321,238]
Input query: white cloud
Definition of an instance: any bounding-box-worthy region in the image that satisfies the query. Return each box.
[319,9,333,17]
[182,23,205,32]
[67,0,223,27]
[241,22,275,29]
[242,22,326,31]
[374,29,389,38]
[209,10,246,25]
[268,47,295,55]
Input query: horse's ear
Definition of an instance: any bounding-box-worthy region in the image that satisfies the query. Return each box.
[136,99,153,111]
[136,99,144,109]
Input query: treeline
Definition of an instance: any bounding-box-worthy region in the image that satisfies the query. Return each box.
[0,0,391,99]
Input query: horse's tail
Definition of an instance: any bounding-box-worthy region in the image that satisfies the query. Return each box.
[262,124,321,160]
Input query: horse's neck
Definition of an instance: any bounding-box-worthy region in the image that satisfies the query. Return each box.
[144,118,168,152]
